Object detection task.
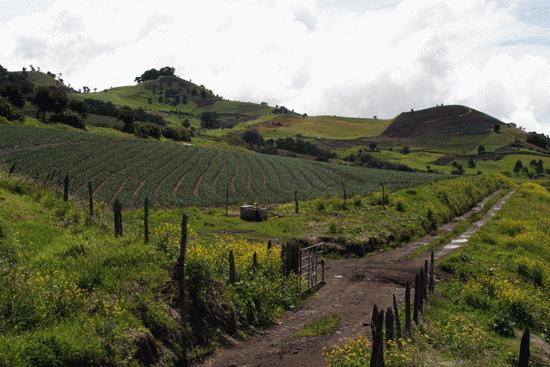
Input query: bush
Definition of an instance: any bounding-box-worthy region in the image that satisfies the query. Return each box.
[135,124,161,139]
[0,97,23,121]
[50,111,86,129]
[161,127,191,141]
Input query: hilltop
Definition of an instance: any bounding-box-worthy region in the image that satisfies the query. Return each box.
[382,105,505,137]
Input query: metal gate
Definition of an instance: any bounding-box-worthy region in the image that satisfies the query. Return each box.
[299,242,326,294]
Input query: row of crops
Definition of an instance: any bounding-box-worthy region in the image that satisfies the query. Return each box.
[0,125,442,207]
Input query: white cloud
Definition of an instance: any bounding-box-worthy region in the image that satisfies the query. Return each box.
[1,0,550,133]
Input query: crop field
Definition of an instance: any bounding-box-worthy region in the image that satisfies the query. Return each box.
[0,125,441,208]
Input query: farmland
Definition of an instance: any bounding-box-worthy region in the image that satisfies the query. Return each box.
[0,124,442,208]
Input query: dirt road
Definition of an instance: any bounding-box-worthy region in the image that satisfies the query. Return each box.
[201,190,514,367]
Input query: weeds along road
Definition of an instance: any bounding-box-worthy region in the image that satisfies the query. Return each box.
[201,190,515,367]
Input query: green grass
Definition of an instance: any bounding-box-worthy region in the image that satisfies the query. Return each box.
[0,124,441,208]
[294,314,341,337]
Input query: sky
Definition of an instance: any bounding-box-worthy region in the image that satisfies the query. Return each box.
[1,0,550,134]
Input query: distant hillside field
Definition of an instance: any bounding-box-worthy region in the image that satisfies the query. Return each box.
[0,125,441,208]
[383,105,504,137]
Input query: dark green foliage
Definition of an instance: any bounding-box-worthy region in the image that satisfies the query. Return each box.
[200,111,219,129]
[400,146,410,154]
[514,160,524,176]
[266,136,336,160]
[161,126,191,142]
[242,128,264,146]
[228,250,236,284]
[50,111,86,129]
[526,131,549,150]
[135,66,175,83]
[344,151,413,171]
[67,99,88,118]
[392,294,401,340]
[519,328,530,367]
[272,105,291,114]
[405,281,411,333]
[0,97,23,121]
[32,86,68,121]
[478,145,486,155]
[135,124,161,139]
[294,189,299,214]
[8,164,16,176]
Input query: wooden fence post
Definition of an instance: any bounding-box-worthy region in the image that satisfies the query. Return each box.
[413,273,419,324]
[519,328,530,367]
[63,174,69,201]
[225,180,229,217]
[144,196,149,243]
[380,184,386,210]
[113,199,123,237]
[429,251,435,294]
[174,214,188,318]
[252,251,258,270]
[8,164,16,176]
[88,182,94,218]
[419,268,425,313]
[424,259,429,300]
[385,307,395,343]
[228,249,236,284]
[405,281,411,333]
[341,180,347,206]
[393,294,402,340]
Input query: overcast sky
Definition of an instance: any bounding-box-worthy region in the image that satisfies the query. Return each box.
[1,0,550,133]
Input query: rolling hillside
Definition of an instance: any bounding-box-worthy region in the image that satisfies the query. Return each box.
[0,124,441,208]
[382,105,504,137]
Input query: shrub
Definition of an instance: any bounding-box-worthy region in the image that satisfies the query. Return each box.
[50,111,86,129]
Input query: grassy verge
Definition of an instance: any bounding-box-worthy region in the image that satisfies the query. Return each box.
[408,189,509,258]
[294,314,341,338]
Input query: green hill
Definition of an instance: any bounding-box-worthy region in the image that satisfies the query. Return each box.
[383,105,504,137]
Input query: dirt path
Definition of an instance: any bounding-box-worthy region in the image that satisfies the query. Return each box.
[201,190,514,367]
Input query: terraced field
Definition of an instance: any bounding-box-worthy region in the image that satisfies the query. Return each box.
[0,125,441,208]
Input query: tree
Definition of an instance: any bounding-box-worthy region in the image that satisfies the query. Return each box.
[400,146,410,154]
[369,142,378,152]
[32,86,68,121]
[117,106,135,133]
[477,145,486,155]
[535,160,544,177]
[514,160,524,175]
[135,67,175,83]
[1,84,26,108]
[468,158,476,168]
[68,99,88,118]
[242,128,264,146]
[493,124,501,133]
[200,111,219,128]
